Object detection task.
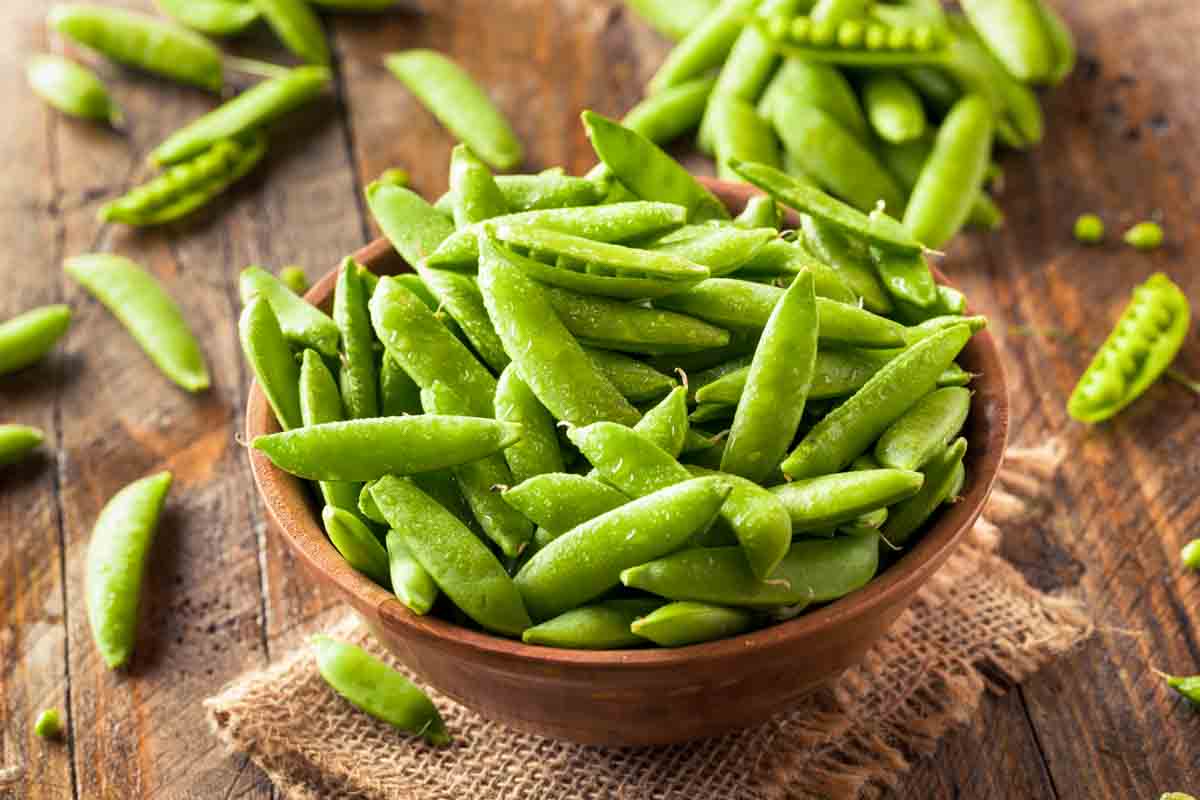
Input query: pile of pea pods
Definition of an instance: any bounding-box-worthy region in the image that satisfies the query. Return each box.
[243,110,983,651]
[621,0,1075,248]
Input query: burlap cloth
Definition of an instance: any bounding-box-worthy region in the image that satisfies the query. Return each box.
[206,440,1093,800]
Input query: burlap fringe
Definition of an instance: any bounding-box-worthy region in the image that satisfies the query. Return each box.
[206,439,1093,800]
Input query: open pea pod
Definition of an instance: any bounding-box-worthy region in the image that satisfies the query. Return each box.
[755,13,951,67]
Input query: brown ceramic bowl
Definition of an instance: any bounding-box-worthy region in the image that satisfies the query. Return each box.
[247,179,1010,746]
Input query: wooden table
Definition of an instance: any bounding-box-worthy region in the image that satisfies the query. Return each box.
[2,1,1197,797]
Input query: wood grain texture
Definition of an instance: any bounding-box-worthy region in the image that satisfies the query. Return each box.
[0,0,1196,796]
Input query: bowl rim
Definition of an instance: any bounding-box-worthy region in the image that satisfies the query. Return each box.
[246,177,1010,669]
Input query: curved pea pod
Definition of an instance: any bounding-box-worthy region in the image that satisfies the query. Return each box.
[875,386,970,471]
[708,95,781,181]
[881,437,966,546]
[903,95,994,249]
[150,66,331,166]
[484,173,604,212]
[478,233,640,427]
[758,58,869,144]
[333,261,379,418]
[495,366,563,483]
[782,324,973,479]
[323,505,389,586]
[366,181,456,266]
[85,472,172,668]
[1068,273,1192,423]
[299,349,362,515]
[647,0,762,93]
[0,304,71,376]
[241,297,302,430]
[0,425,45,467]
[687,467,793,578]
[722,271,818,483]
[877,137,1002,236]
[49,4,224,92]
[735,240,857,304]
[621,532,880,608]
[385,530,439,616]
[625,0,718,41]
[631,601,755,647]
[522,598,663,649]
[623,75,718,145]
[797,215,892,314]
[869,246,938,310]
[734,195,782,230]
[386,50,521,170]
[769,104,906,215]
[633,385,690,458]
[733,159,923,253]
[253,0,329,65]
[415,264,509,373]
[583,111,729,223]
[959,0,1055,83]
[647,225,776,277]
[448,143,508,229]
[156,0,261,36]
[904,314,988,345]
[515,476,732,621]
[240,265,340,359]
[372,476,530,635]
[66,254,209,393]
[426,202,688,270]
[252,416,523,482]
[545,285,730,355]
[310,635,449,745]
[502,473,629,537]
[770,469,924,532]
[945,460,966,504]
[27,54,123,127]
[861,73,926,144]
[1034,0,1076,85]
[696,348,897,405]
[584,348,676,403]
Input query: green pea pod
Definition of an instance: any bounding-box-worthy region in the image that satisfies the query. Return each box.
[150,66,331,166]
[372,475,531,636]
[708,95,781,180]
[648,225,776,277]
[448,144,508,229]
[622,532,880,608]
[379,354,422,417]
[0,304,71,376]
[583,111,729,223]
[333,259,379,419]
[492,173,604,211]
[810,0,869,24]
[959,0,1054,83]
[875,386,971,470]
[781,324,972,479]
[584,348,677,403]
[27,54,123,127]
[66,254,209,392]
[937,363,974,388]
[310,635,449,745]
[299,350,362,514]
[516,476,732,620]
[631,601,755,647]
[522,598,663,649]
[49,4,224,92]
[241,296,302,430]
[385,531,439,616]
[797,215,892,314]
[323,505,389,586]
[414,265,510,374]
[366,181,456,266]
[758,58,870,143]
[1068,273,1192,423]
[502,473,629,536]
[770,469,924,531]
[156,0,261,36]
[881,437,967,545]
[495,366,564,483]
[369,277,497,416]
[697,348,901,405]
[545,285,731,355]
[252,0,329,64]
[869,246,938,310]
[0,425,44,467]
[240,265,340,358]
[655,279,906,348]
[1034,0,1076,85]
[624,0,718,41]
[647,0,762,93]
[252,416,523,482]
[34,709,63,740]
[904,314,988,345]
[733,195,782,230]
[903,95,994,249]
[735,240,857,304]
[427,201,687,270]
[877,137,1000,237]
[479,243,640,425]
[386,50,522,171]
[633,385,690,458]
[861,73,927,144]
[734,159,922,252]
[85,471,172,668]
[722,271,818,482]
[623,75,718,145]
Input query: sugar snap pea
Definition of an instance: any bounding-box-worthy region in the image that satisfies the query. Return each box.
[624,75,718,145]
[959,0,1054,83]
[631,601,755,647]
[310,635,449,744]
[323,505,390,586]
[1068,273,1191,423]
[648,225,776,277]
[241,296,302,430]
[253,416,523,482]
[27,54,123,127]
[367,181,456,266]
[385,530,439,615]
[502,473,629,537]
[299,350,362,514]
[877,137,1001,233]
[0,304,71,376]
[633,385,691,457]
[862,73,927,143]
[881,437,966,545]
[796,215,892,313]
[156,0,261,36]
[478,233,640,427]
[708,95,781,180]
[522,598,663,649]
[869,246,938,310]
[66,254,209,392]
[240,265,339,358]
[372,475,531,635]
[333,260,379,419]
[34,708,63,740]
[495,366,564,483]
[448,144,508,229]
[625,0,719,41]
[621,532,880,608]
[722,271,818,482]
[150,66,331,166]
[516,476,732,620]
[85,471,172,669]
[49,4,224,92]
[437,173,604,216]
[781,324,972,479]
[735,240,857,304]
[734,195,781,230]
[758,58,870,144]
[875,386,970,470]
[1034,0,1076,85]
[584,348,676,403]
[252,0,329,64]
[647,0,762,93]
[696,348,893,405]
[770,469,924,531]
[379,354,422,417]
[386,50,522,171]
[0,425,45,467]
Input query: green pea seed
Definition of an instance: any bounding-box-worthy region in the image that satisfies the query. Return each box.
[1073,214,1105,244]
[0,425,45,467]
[34,708,63,740]
[1124,221,1165,251]
[279,266,310,294]
[1180,539,1200,571]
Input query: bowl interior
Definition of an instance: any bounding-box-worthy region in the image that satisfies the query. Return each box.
[246,178,1011,668]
